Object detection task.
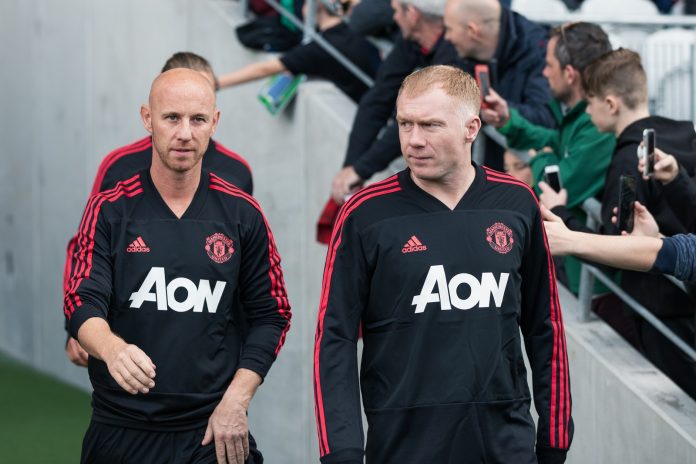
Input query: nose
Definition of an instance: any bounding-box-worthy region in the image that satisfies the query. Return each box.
[408,125,426,148]
[176,119,192,141]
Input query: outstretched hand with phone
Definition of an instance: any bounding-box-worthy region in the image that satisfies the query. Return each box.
[480,88,510,128]
[637,146,679,184]
[537,181,568,210]
[611,201,660,237]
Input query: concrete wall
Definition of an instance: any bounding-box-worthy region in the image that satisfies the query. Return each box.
[2,1,696,463]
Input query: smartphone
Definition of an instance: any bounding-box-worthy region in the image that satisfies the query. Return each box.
[475,64,491,109]
[643,128,656,177]
[543,165,563,192]
[617,174,637,233]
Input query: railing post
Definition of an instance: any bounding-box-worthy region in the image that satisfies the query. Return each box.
[303,0,316,44]
[578,199,602,322]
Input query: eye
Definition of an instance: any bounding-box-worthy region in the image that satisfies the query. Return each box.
[398,121,412,129]
[166,114,178,121]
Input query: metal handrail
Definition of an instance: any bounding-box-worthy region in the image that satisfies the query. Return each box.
[529,13,696,28]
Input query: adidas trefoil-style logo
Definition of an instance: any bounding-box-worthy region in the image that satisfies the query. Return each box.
[127,236,150,253]
[402,235,427,254]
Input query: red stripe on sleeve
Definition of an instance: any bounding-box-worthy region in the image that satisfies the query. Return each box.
[485,170,570,449]
[208,174,291,356]
[64,175,143,318]
[313,176,401,456]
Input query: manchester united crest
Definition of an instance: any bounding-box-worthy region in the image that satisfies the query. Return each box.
[205,233,234,264]
[486,222,514,254]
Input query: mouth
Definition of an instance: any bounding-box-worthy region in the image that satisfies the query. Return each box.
[171,148,194,156]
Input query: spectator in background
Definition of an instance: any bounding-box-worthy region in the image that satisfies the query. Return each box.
[503,148,533,185]
[348,0,398,38]
[482,21,614,295]
[542,48,696,399]
[64,52,254,367]
[219,0,381,103]
[443,0,556,170]
[330,0,460,203]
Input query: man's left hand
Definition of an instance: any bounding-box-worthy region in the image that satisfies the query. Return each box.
[203,395,249,464]
[538,181,568,210]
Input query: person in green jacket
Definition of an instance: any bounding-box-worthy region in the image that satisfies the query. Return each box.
[480,21,615,293]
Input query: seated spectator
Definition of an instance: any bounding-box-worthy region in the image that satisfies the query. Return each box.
[348,0,398,38]
[330,0,460,203]
[482,21,614,294]
[219,0,381,103]
[503,149,533,185]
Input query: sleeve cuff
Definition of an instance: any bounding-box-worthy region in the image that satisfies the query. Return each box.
[498,108,519,136]
[68,306,107,339]
[650,237,673,275]
[536,445,568,464]
[320,448,364,463]
[238,345,276,380]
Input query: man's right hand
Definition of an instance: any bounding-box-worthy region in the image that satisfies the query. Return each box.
[331,166,363,204]
[480,89,510,128]
[611,201,660,237]
[66,337,89,367]
[102,339,156,395]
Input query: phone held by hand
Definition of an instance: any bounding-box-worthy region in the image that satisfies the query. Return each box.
[475,64,491,109]
[617,174,637,233]
[543,165,562,192]
[642,128,656,177]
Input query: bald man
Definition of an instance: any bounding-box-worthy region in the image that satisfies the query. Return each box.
[64,69,291,464]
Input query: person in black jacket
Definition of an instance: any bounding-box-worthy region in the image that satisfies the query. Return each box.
[330,0,460,203]
[331,0,553,203]
[66,69,290,464]
[540,49,696,399]
[315,65,572,464]
[219,0,381,103]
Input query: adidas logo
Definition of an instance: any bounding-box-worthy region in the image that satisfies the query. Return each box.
[402,235,427,254]
[127,236,150,253]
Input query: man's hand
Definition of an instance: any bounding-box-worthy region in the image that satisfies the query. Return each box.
[480,88,510,128]
[66,337,88,367]
[638,147,679,184]
[102,340,157,395]
[202,368,262,464]
[538,181,568,210]
[611,201,660,237]
[541,205,574,256]
[331,166,363,204]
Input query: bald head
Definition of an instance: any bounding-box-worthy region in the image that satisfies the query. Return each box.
[149,68,216,110]
[141,68,220,176]
[447,0,499,21]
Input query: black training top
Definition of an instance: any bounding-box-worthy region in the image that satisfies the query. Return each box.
[64,170,290,431]
[280,22,381,103]
[314,165,573,464]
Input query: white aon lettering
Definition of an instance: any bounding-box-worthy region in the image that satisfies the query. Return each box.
[411,265,509,313]
[129,267,227,313]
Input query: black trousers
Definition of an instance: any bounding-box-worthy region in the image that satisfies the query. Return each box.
[81,421,263,464]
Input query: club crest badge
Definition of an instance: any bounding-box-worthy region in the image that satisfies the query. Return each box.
[486,222,514,254]
[205,233,234,264]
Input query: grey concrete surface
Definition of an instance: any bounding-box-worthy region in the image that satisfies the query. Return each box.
[2,1,696,463]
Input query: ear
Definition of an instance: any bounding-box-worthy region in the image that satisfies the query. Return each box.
[140,104,153,134]
[210,108,221,137]
[605,95,620,115]
[465,115,482,144]
[563,65,578,86]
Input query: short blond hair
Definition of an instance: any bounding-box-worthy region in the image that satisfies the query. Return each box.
[397,65,480,116]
